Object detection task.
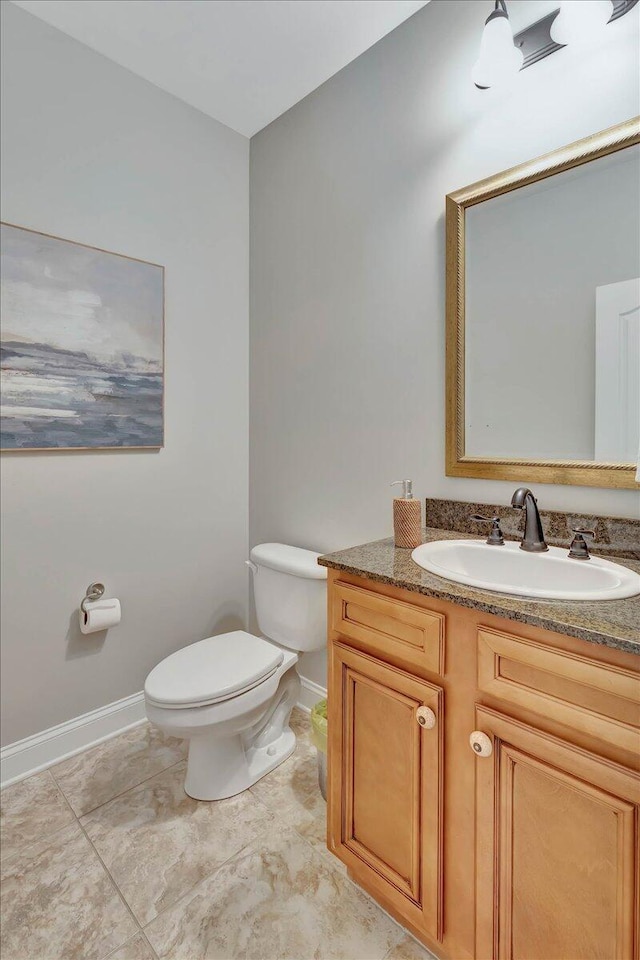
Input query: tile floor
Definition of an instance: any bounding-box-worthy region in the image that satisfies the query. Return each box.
[0,709,435,960]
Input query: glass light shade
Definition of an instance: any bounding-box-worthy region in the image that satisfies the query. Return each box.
[550,1,614,45]
[472,12,524,89]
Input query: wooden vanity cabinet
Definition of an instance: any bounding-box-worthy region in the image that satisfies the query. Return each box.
[326,568,640,960]
[475,705,640,960]
[328,641,444,943]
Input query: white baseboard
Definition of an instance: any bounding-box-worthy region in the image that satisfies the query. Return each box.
[1,692,147,789]
[1,676,328,790]
[297,676,327,713]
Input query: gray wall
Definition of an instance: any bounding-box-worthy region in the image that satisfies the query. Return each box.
[1,3,249,744]
[250,0,640,688]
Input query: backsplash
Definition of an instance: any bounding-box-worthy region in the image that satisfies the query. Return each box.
[426,498,640,561]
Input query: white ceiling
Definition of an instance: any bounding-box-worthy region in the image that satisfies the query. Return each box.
[10,0,430,137]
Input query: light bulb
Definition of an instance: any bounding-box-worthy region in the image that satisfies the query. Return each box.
[472,5,524,90]
[550,1,614,46]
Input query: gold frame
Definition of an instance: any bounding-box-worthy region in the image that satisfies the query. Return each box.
[0,222,165,453]
[445,117,640,489]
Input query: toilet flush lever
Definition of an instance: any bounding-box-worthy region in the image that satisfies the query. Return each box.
[245,560,258,575]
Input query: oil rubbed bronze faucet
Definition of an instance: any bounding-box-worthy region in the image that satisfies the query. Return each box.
[510,487,548,553]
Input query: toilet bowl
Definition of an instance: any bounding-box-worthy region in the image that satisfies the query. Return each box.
[144,544,327,801]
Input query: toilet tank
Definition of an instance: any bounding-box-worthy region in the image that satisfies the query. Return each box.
[249,543,327,653]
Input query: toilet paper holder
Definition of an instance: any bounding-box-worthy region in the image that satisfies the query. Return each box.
[81,582,105,613]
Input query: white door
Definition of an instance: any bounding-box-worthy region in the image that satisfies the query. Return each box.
[594,278,640,463]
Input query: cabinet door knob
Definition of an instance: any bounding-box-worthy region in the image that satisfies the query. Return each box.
[469,731,493,757]
[416,706,436,729]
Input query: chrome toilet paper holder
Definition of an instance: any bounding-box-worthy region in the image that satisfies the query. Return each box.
[81,582,105,613]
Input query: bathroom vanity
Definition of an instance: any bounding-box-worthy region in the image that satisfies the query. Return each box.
[319,522,640,960]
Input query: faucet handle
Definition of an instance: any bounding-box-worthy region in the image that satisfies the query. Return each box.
[568,528,595,561]
[471,514,505,546]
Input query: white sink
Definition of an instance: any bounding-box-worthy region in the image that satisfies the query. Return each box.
[411,539,640,601]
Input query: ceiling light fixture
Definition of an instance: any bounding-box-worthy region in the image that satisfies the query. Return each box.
[474,0,638,89]
[550,1,614,46]
[472,1,523,90]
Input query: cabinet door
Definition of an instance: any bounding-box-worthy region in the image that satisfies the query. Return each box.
[328,641,443,942]
[474,705,640,960]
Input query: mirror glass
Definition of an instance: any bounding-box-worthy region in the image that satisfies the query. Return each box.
[464,144,640,463]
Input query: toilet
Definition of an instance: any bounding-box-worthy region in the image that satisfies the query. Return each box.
[144,543,327,801]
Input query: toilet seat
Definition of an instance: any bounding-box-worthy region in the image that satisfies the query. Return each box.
[144,630,284,709]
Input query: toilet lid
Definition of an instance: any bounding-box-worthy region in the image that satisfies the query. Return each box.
[144,631,284,708]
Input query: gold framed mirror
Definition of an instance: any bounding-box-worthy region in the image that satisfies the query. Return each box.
[446,117,640,489]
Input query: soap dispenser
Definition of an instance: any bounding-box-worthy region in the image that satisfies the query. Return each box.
[390,480,422,549]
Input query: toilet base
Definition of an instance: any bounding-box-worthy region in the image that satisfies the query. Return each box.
[184,726,296,801]
[183,660,301,801]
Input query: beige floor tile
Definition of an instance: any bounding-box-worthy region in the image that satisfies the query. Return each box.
[82,761,278,925]
[0,817,83,884]
[280,721,339,872]
[0,821,138,960]
[296,806,327,850]
[249,736,325,831]
[0,769,75,862]
[384,934,439,960]
[295,806,348,875]
[145,826,403,960]
[289,706,313,746]
[107,933,158,960]
[51,722,187,815]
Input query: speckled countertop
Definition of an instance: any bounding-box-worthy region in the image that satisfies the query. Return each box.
[318,528,640,656]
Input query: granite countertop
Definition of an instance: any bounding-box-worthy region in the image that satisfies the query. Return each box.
[318,528,640,656]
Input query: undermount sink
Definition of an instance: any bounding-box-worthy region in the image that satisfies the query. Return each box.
[411,539,640,602]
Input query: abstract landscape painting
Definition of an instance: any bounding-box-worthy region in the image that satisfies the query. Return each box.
[1,223,164,450]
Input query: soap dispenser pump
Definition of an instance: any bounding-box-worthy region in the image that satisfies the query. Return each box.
[390,480,422,549]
